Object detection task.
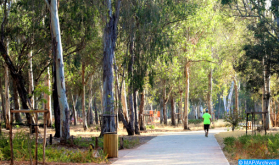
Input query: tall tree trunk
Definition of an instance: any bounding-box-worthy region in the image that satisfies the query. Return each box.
[101,0,121,135]
[113,58,132,135]
[127,87,135,135]
[121,81,129,122]
[50,8,60,137]
[171,93,175,126]
[28,51,34,109]
[82,62,88,130]
[227,81,234,114]
[263,56,271,129]
[88,75,94,126]
[163,83,167,125]
[48,0,70,141]
[94,96,98,125]
[71,95,78,126]
[233,78,238,115]
[184,61,190,130]
[207,69,213,119]
[45,67,52,127]
[0,74,5,124]
[52,46,60,138]
[134,90,140,134]
[160,99,163,124]
[114,75,119,128]
[178,91,182,123]
[13,79,21,123]
[139,90,145,130]
[195,104,197,119]
[218,94,221,119]
[4,64,10,129]
[127,31,135,135]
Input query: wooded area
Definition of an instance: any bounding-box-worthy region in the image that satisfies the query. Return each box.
[0,0,279,142]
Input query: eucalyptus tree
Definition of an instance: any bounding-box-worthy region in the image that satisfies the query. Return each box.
[221,0,279,129]
[114,0,194,134]
[100,0,121,135]
[0,0,56,133]
[173,0,220,129]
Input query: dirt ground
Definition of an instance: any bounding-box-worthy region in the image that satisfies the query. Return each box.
[215,127,279,165]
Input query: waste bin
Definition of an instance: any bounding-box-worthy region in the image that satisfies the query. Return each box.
[104,133,118,158]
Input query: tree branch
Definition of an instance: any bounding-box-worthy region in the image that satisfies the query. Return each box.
[44,0,50,11]
[189,59,217,64]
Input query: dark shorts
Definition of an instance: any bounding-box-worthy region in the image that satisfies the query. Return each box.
[204,124,210,131]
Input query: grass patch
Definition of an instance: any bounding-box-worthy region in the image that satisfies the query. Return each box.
[146,125,155,130]
[0,132,108,163]
[188,119,203,124]
[121,137,140,149]
[223,134,279,160]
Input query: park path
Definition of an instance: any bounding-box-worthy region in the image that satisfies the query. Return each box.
[112,129,229,165]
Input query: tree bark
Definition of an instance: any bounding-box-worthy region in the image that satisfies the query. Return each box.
[4,64,10,129]
[113,52,133,135]
[171,93,175,126]
[94,96,98,125]
[163,83,167,125]
[0,74,5,124]
[127,31,135,135]
[184,61,190,130]
[71,95,78,126]
[178,91,182,123]
[13,78,21,123]
[52,45,60,137]
[121,81,129,122]
[207,69,213,119]
[45,67,52,127]
[48,0,70,141]
[139,90,146,130]
[227,81,234,114]
[82,62,88,130]
[127,86,135,135]
[263,56,271,129]
[101,0,121,135]
[134,90,140,134]
[87,75,94,126]
[233,78,238,115]
[28,51,34,109]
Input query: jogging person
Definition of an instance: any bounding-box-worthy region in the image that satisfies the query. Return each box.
[202,109,212,137]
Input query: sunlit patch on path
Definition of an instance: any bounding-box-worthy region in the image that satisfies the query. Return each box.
[113,129,229,165]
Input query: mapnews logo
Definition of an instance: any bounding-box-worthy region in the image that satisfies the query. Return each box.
[238,159,279,165]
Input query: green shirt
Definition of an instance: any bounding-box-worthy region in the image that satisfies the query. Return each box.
[202,113,211,125]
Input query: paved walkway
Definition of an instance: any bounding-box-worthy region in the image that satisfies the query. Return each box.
[112,129,229,165]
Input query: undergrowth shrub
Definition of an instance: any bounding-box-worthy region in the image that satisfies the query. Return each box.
[0,132,108,163]
[122,138,140,149]
[223,134,279,160]
[188,119,203,124]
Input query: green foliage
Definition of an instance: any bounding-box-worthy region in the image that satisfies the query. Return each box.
[221,0,235,5]
[146,125,155,130]
[224,113,244,131]
[223,137,236,146]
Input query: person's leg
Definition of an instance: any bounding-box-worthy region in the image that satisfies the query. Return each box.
[205,125,209,137]
[206,125,210,137]
[204,125,207,137]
